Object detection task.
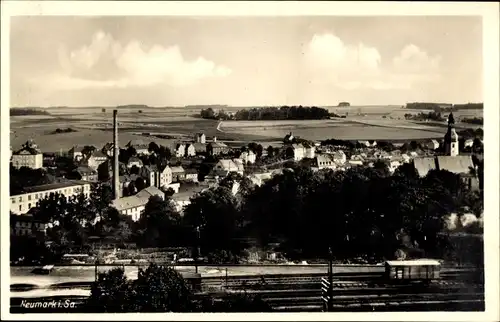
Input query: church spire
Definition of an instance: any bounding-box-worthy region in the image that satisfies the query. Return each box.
[447,112,455,126]
[444,112,459,156]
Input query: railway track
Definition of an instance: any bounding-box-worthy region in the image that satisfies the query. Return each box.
[10,268,484,313]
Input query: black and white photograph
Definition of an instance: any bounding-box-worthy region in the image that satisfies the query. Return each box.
[1,1,499,320]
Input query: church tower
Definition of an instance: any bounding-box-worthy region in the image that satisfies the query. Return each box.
[444,112,459,156]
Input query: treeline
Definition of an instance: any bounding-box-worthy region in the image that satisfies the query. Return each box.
[405,102,483,111]
[10,166,57,195]
[404,111,445,122]
[51,127,78,134]
[461,117,483,125]
[10,108,51,116]
[200,106,330,121]
[235,106,330,120]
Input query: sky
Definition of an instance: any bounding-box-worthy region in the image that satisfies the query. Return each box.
[10,16,483,107]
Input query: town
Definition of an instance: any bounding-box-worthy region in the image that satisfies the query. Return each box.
[6,12,491,315]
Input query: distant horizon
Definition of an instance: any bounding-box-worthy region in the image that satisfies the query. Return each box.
[10,102,484,110]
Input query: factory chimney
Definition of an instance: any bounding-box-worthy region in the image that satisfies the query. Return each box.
[112,110,120,200]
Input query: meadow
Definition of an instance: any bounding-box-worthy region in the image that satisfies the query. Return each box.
[10,105,483,152]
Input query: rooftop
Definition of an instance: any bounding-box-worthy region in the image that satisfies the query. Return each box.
[14,180,90,195]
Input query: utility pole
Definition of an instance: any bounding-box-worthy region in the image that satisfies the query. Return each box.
[328,246,333,312]
[195,225,201,274]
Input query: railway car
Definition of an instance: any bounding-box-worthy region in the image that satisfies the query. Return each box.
[384,259,441,283]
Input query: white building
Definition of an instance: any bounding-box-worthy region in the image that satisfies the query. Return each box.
[213,159,245,176]
[11,140,43,169]
[10,180,91,215]
[239,150,257,164]
[112,186,165,221]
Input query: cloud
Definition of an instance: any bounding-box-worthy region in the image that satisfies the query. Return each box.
[44,31,232,90]
[303,33,441,90]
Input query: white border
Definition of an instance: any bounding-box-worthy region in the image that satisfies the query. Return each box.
[1,1,499,321]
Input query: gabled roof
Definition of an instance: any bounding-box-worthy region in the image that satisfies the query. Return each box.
[136,186,164,200]
[291,143,304,149]
[170,166,185,173]
[70,145,85,153]
[193,143,207,152]
[216,159,240,171]
[128,156,143,164]
[413,157,437,177]
[76,166,96,175]
[93,150,108,159]
[211,142,228,148]
[436,155,474,175]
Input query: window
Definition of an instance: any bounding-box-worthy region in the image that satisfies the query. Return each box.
[28,203,31,209]
[28,195,32,201]
[19,205,22,211]
[12,198,15,204]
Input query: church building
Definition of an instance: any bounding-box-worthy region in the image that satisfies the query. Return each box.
[412,112,480,191]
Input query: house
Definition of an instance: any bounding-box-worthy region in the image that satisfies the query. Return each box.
[208,138,229,156]
[140,165,158,186]
[11,140,43,169]
[112,186,165,221]
[464,139,474,148]
[239,150,257,164]
[286,143,306,161]
[69,145,86,161]
[185,144,196,157]
[184,169,199,182]
[138,164,173,189]
[174,143,186,158]
[171,166,186,182]
[42,153,57,168]
[170,184,209,214]
[84,151,108,170]
[136,186,165,201]
[10,214,47,237]
[315,154,336,170]
[332,150,347,165]
[213,159,245,176]
[195,133,206,144]
[358,141,371,148]
[304,143,316,159]
[75,166,98,182]
[426,139,440,150]
[10,180,91,215]
[158,165,173,188]
[389,160,402,173]
[412,155,478,191]
[193,143,207,155]
[127,156,143,169]
[401,154,411,163]
[126,140,149,155]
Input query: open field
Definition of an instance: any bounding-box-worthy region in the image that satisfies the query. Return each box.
[10,105,483,151]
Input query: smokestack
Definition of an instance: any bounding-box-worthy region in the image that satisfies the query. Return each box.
[112,110,120,200]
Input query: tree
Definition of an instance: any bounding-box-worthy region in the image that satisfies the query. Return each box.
[97,161,110,181]
[86,267,134,312]
[183,187,241,253]
[135,177,146,192]
[81,145,96,158]
[127,146,137,157]
[132,264,194,312]
[136,195,182,247]
[148,142,160,154]
[130,165,140,175]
